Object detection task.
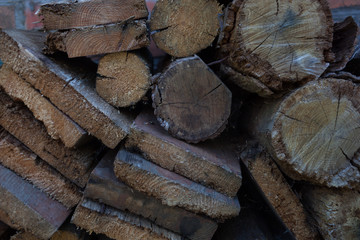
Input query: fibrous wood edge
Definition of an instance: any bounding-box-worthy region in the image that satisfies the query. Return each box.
[0,127,81,209]
[39,0,148,30]
[0,90,96,188]
[125,110,242,197]
[10,232,40,240]
[45,20,150,58]
[85,150,218,240]
[0,65,89,148]
[114,149,240,220]
[0,165,71,239]
[0,29,132,149]
[71,199,182,240]
[50,223,87,240]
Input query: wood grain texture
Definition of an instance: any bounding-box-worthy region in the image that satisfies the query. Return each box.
[85,150,218,240]
[39,0,148,30]
[72,199,182,240]
[0,29,133,149]
[114,149,240,220]
[126,110,242,197]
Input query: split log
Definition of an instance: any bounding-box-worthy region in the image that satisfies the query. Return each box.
[301,185,360,240]
[85,150,218,240]
[0,127,81,209]
[218,0,334,97]
[0,165,71,239]
[10,232,39,240]
[126,110,242,197]
[72,199,182,240]
[0,90,97,188]
[51,223,88,240]
[149,0,222,57]
[0,29,133,149]
[114,149,241,220]
[44,21,150,58]
[248,78,360,189]
[0,65,89,148]
[96,52,150,108]
[152,56,232,143]
[39,0,148,30]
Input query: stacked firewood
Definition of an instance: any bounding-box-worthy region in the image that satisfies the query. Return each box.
[0,0,359,239]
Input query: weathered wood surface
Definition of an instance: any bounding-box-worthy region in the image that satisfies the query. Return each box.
[0,29,133,149]
[96,52,150,108]
[248,78,360,189]
[85,150,218,240]
[0,65,89,148]
[152,56,232,143]
[126,110,242,197]
[45,20,149,58]
[114,149,241,220]
[0,127,81,209]
[0,165,71,239]
[51,223,88,240]
[0,90,96,188]
[39,0,148,30]
[72,199,182,240]
[10,232,40,240]
[218,0,334,97]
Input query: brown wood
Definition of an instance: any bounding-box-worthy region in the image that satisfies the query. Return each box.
[248,78,360,189]
[126,110,242,197]
[85,150,218,240]
[0,90,96,188]
[10,232,40,240]
[0,165,71,239]
[51,223,87,240]
[71,199,182,240]
[96,52,151,108]
[152,56,232,143]
[39,0,148,30]
[218,0,334,97]
[0,65,89,148]
[114,149,240,220]
[44,20,150,58]
[0,127,81,209]
[0,29,133,149]
[149,0,222,57]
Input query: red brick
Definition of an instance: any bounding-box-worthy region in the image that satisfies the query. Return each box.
[328,0,360,9]
[25,5,42,30]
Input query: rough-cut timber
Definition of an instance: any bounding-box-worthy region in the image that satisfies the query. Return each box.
[85,150,218,240]
[126,110,242,197]
[39,0,148,30]
[218,0,334,97]
[0,165,71,239]
[301,185,360,240]
[96,52,150,108]
[51,223,87,240]
[0,90,96,188]
[152,56,232,143]
[249,78,360,189]
[72,199,182,240]
[0,29,133,149]
[10,232,39,240]
[0,65,89,148]
[45,20,149,58]
[0,127,81,209]
[150,0,222,57]
[114,149,240,220]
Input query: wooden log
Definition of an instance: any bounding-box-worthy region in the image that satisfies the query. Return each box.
[300,185,360,240]
[71,199,182,240]
[39,0,148,30]
[0,29,133,149]
[218,0,334,97]
[152,56,232,143]
[0,127,81,209]
[85,150,218,240]
[10,232,40,240]
[114,149,240,220]
[44,20,150,58]
[0,165,71,239]
[248,78,360,189]
[0,90,96,188]
[96,52,150,108]
[0,65,89,148]
[126,110,242,197]
[149,0,222,57]
[51,223,88,240]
